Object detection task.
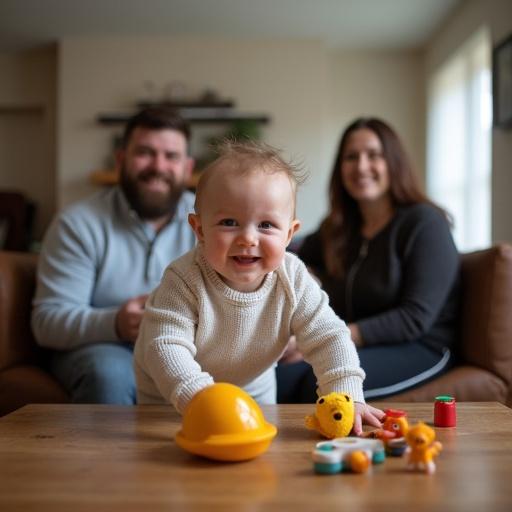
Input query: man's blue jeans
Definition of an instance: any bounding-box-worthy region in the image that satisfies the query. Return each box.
[51,343,136,404]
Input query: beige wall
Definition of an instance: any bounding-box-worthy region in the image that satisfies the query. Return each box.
[2,4,510,244]
[0,46,56,240]
[328,49,425,179]
[58,36,424,235]
[426,0,512,243]
[0,36,430,240]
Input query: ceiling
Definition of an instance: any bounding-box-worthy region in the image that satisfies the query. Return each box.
[0,0,462,52]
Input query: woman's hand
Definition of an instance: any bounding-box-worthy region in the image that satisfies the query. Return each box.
[348,323,363,347]
[278,335,304,364]
[352,402,385,436]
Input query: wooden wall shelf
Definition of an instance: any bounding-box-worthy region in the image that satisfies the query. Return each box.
[89,169,119,186]
[0,105,44,115]
[97,113,270,125]
[90,169,200,188]
[97,100,271,125]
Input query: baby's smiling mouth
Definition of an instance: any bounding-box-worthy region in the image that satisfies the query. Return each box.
[232,256,260,264]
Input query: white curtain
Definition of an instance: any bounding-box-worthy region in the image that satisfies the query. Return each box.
[427,27,492,252]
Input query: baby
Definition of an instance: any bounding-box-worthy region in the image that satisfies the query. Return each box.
[134,140,383,434]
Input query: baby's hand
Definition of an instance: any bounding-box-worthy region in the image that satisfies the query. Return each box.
[352,402,385,436]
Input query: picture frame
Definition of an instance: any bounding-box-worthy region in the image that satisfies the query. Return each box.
[493,33,512,129]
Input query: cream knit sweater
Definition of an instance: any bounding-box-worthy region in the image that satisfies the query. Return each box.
[134,247,365,413]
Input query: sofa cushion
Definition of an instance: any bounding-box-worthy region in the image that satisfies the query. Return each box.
[460,244,512,386]
[383,366,509,403]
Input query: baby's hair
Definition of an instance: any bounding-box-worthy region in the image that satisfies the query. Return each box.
[194,139,307,213]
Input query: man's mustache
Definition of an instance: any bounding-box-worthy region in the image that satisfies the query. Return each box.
[137,169,173,185]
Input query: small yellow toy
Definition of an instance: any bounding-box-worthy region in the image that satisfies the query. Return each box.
[305,392,354,439]
[405,422,442,474]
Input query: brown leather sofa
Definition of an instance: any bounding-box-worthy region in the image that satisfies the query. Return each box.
[386,243,512,406]
[1,245,512,416]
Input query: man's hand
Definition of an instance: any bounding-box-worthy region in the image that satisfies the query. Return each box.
[115,294,149,343]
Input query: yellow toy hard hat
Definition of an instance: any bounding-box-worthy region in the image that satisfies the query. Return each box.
[175,383,277,461]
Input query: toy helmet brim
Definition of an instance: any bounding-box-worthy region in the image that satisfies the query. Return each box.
[175,424,277,461]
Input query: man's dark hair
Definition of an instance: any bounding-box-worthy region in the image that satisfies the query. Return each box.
[121,106,191,148]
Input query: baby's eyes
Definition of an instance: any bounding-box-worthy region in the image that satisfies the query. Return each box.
[219,219,238,227]
[217,219,276,229]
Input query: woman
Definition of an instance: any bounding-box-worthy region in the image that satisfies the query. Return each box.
[277,117,460,402]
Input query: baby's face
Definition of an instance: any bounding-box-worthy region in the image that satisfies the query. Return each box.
[189,169,300,292]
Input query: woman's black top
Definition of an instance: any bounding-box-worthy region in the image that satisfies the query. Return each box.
[298,203,460,354]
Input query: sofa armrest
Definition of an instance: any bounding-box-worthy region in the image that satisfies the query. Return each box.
[0,365,69,415]
[0,250,41,370]
[460,244,512,387]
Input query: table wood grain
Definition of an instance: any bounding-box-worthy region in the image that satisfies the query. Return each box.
[1,402,511,511]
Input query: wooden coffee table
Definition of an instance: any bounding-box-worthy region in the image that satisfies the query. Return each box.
[1,402,511,511]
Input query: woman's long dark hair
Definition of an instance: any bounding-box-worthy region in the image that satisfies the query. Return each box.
[321,117,447,278]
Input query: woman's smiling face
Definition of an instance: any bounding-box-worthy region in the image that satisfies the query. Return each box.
[340,128,391,205]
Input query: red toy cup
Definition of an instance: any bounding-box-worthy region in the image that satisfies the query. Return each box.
[434,395,456,427]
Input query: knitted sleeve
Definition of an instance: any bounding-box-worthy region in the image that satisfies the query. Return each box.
[289,257,365,403]
[137,266,214,413]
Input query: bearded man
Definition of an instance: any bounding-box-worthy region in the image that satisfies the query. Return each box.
[32,107,196,404]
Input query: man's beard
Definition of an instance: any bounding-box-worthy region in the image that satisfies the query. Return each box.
[119,166,186,221]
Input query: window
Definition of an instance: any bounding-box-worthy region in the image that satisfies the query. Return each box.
[427,27,492,252]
